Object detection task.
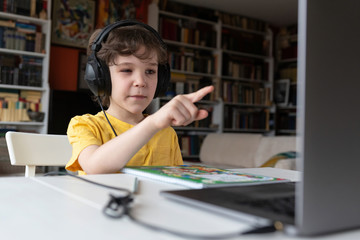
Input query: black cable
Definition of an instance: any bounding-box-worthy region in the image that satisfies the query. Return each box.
[45,171,279,239]
[97,96,118,137]
[126,211,276,239]
[44,171,131,194]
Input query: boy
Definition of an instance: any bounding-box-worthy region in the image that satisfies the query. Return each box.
[65,21,213,175]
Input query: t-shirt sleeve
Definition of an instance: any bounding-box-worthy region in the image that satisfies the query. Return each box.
[65,116,102,172]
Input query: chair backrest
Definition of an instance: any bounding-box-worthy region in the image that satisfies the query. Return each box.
[199,133,298,169]
[253,136,297,166]
[5,131,72,177]
[199,133,263,168]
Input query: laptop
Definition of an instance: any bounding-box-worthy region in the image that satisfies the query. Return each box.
[161,0,360,236]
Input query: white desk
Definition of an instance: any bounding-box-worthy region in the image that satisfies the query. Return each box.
[0,168,359,240]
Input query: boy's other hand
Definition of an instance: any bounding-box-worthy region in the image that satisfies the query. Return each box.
[151,85,214,129]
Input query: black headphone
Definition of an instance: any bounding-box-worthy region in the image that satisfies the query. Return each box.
[84,19,170,98]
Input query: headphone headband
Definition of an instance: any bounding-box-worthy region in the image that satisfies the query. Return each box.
[91,19,167,53]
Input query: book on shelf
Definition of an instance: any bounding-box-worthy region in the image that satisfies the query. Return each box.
[180,136,190,156]
[0,29,37,52]
[0,89,41,122]
[224,106,270,131]
[0,54,43,87]
[0,19,16,28]
[278,25,298,60]
[168,47,216,74]
[178,135,204,156]
[222,28,267,55]
[218,11,268,32]
[171,79,201,96]
[159,17,179,42]
[0,18,44,53]
[223,81,270,106]
[159,0,218,22]
[166,73,215,100]
[122,165,288,189]
[223,54,269,82]
[279,64,297,83]
[15,22,37,34]
[0,89,18,102]
[0,0,47,19]
[277,110,297,130]
[160,15,217,48]
[0,126,17,137]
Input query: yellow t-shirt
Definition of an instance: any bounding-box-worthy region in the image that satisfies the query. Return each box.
[65,111,183,175]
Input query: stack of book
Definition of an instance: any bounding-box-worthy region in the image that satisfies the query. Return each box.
[0,89,41,122]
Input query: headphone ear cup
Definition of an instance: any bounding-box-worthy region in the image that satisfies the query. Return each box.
[97,59,111,96]
[84,53,111,97]
[84,54,102,96]
[155,63,170,98]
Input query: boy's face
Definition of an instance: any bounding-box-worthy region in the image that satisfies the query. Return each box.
[108,47,158,118]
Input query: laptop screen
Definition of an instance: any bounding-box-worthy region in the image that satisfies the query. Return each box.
[295,0,360,235]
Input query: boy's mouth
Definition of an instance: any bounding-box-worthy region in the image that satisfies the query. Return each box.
[129,95,147,99]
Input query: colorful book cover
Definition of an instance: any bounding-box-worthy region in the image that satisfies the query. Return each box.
[122,165,288,189]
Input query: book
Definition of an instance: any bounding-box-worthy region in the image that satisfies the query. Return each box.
[122,165,288,189]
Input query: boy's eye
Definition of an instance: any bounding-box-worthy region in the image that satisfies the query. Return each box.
[146,69,156,74]
[120,69,132,73]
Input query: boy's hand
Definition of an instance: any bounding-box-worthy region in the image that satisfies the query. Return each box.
[151,86,214,129]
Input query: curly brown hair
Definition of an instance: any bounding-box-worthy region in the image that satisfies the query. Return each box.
[87,24,168,107]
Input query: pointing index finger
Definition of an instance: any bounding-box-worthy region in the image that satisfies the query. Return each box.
[185,85,214,103]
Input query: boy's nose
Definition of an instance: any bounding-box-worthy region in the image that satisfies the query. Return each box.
[133,73,146,87]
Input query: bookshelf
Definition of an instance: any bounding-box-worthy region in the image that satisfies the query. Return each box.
[275,25,298,135]
[219,12,274,133]
[148,0,275,159]
[0,1,51,134]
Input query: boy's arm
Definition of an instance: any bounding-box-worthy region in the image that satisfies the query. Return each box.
[78,86,214,174]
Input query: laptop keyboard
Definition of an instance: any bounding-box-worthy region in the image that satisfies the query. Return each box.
[162,182,296,225]
[234,195,295,218]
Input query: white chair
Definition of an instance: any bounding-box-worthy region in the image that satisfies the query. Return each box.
[199,133,297,170]
[5,131,72,177]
